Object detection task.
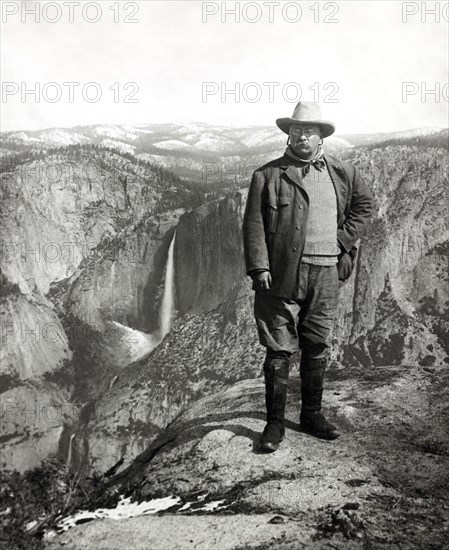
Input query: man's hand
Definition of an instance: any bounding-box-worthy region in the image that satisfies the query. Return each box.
[252,271,272,291]
[337,251,353,282]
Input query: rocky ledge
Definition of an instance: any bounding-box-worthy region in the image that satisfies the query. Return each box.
[45,358,449,550]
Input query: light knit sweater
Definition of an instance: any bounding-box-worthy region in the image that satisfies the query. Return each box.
[296,163,340,266]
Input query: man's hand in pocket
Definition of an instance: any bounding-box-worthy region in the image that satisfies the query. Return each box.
[337,252,353,282]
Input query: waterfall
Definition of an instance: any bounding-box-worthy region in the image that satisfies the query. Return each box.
[103,231,176,370]
[158,231,176,339]
[67,433,76,466]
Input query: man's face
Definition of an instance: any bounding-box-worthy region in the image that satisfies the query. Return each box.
[289,123,322,158]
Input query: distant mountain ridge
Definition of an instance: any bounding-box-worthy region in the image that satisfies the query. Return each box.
[1,123,444,154]
[2,123,446,185]
[2,122,443,148]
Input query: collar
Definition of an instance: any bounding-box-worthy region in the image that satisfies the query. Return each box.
[279,150,338,170]
[281,145,327,176]
[284,144,325,166]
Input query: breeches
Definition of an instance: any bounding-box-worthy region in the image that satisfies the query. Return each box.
[254,263,339,359]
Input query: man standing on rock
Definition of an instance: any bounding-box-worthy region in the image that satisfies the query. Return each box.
[243,101,374,452]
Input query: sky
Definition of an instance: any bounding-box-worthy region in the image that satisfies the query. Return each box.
[1,0,448,134]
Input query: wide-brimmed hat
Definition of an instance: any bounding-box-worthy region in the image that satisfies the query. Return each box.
[276,101,335,138]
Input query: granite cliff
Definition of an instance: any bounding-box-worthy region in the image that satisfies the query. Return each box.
[0,146,183,470]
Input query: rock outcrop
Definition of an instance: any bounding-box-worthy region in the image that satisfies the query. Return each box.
[45,357,449,550]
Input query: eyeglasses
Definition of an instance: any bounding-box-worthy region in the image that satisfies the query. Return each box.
[289,128,320,138]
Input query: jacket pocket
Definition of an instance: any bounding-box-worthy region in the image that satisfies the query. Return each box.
[265,203,278,233]
[265,197,291,233]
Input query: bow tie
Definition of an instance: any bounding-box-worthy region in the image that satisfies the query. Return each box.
[285,145,326,177]
[299,157,326,176]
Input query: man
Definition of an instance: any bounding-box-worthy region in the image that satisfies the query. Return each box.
[242,101,374,452]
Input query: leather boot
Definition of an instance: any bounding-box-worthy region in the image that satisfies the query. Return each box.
[259,356,289,452]
[300,355,340,440]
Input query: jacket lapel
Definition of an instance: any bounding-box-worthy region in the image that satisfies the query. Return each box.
[279,156,309,200]
[284,165,304,188]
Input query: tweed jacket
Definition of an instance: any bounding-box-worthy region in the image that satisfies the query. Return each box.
[242,152,374,299]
